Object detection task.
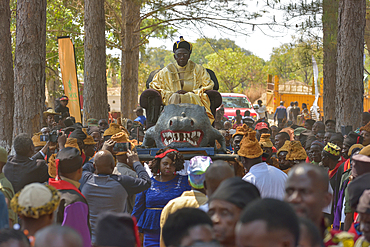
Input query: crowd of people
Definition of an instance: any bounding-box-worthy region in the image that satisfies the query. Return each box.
[1,94,370,247]
[3,36,370,247]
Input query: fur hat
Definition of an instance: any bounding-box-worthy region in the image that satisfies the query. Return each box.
[103,123,122,137]
[238,131,263,159]
[277,140,291,156]
[65,138,80,154]
[111,132,135,155]
[82,128,97,146]
[259,133,273,148]
[360,121,370,133]
[232,124,250,138]
[32,132,46,147]
[286,141,307,161]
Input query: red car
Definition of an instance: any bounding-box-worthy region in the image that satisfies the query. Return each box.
[220,93,259,120]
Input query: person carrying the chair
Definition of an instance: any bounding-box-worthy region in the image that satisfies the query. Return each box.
[149,36,215,123]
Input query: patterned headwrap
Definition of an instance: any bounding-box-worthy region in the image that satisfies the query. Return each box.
[187,156,212,189]
[323,143,341,159]
[11,183,60,219]
[173,36,192,54]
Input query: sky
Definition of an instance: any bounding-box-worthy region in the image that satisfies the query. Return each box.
[146,0,316,61]
[108,0,321,62]
[148,26,297,61]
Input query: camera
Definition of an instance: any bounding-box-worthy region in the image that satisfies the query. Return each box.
[39,130,61,143]
[113,142,131,152]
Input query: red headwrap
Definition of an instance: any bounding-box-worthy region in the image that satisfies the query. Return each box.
[155,149,178,159]
[132,216,141,247]
[55,159,60,180]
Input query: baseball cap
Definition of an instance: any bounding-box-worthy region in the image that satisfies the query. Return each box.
[255,122,269,130]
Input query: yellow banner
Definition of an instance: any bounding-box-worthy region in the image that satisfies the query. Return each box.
[58,37,82,123]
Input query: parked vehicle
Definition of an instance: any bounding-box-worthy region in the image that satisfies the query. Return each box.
[220,93,258,120]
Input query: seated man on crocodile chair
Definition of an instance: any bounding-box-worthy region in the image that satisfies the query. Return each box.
[142,36,219,127]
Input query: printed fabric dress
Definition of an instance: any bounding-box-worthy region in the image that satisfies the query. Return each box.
[132,174,191,247]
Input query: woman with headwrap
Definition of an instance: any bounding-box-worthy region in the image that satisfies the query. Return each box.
[132,147,191,247]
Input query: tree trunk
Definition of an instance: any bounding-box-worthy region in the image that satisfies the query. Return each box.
[335,0,366,130]
[45,68,58,108]
[13,0,46,136]
[121,0,141,120]
[322,0,338,122]
[83,0,108,123]
[365,1,370,57]
[0,0,14,150]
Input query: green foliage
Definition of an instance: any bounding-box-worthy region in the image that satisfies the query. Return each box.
[141,37,253,70]
[191,38,252,65]
[268,37,323,85]
[141,46,173,68]
[204,48,268,93]
[107,54,121,87]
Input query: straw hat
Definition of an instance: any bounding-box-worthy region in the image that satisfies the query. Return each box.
[43,109,61,118]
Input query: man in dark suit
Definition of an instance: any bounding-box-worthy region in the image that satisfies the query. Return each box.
[4,133,49,193]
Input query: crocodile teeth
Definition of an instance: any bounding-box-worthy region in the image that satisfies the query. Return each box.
[161,130,203,146]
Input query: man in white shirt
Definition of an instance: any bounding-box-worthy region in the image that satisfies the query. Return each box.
[257,100,268,120]
[286,102,294,121]
[238,130,287,200]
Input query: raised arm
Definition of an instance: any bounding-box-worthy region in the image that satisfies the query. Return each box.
[115,150,151,195]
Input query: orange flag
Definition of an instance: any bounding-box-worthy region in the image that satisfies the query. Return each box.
[58,37,82,123]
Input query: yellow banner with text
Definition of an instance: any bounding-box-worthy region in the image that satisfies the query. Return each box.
[58,37,82,123]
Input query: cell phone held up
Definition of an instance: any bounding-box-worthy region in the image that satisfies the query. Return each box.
[113,142,131,152]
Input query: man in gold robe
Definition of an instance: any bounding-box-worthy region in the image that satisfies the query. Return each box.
[149,36,215,123]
